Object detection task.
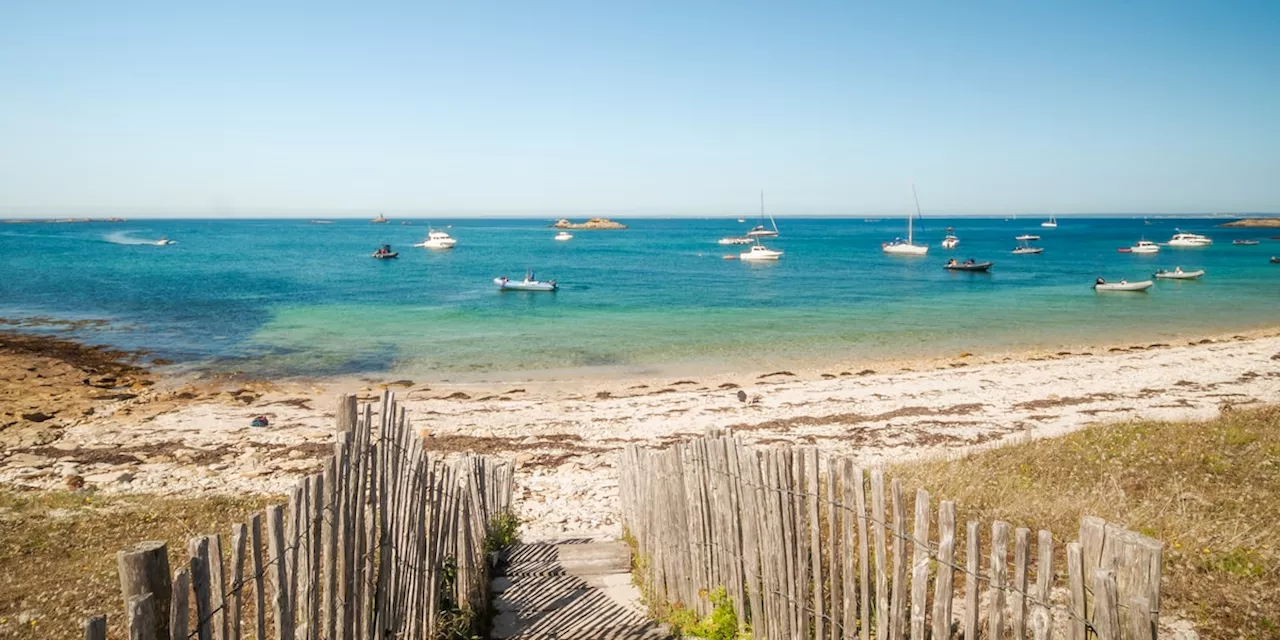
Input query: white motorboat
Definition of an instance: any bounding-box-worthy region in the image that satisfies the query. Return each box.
[1154,267,1205,280]
[153,237,176,246]
[415,229,457,249]
[941,227,958,249]
[1012,239,1043,254]
[1041,215,1058,228]
[737,218,746,223]
[745,191,779,237]
[554,231,573,241]
[1168,229,1212,247]
[495,271,557,291]
[740,242,783,261]
[1123,240,1160,254]
[718,236,752,245]
[371,213,389,224]
[882,183,928,255]
[1015,234,1040,241]
[1094,279,1153,292]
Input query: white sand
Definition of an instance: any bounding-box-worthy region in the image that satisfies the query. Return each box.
[2,333,1278,541]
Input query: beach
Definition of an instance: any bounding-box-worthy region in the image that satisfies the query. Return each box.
[4,327,1277,541]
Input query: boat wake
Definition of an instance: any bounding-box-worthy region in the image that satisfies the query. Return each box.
[104,231,164,245]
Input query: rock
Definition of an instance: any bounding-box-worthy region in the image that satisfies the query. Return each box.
[551,217,628,230]
[287,450,306,460]
[20,411,54,423]
[3,452,52,467]
[85,470,134,485]
[63,474,85,490]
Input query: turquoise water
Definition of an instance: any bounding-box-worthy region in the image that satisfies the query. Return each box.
[2,217,1277,379]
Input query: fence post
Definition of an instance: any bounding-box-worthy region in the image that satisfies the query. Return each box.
[932,501,956,640]
[963,521,980,640]
[117,540,172,640]
[188,537,213,640]
[83,615,107,640]
[1066,542,1086,640]
[1092,569,1120,640]
[1013,527,1030,639]
[128,593,158,640]
[171,568,190,640]
[989,521,1010,640]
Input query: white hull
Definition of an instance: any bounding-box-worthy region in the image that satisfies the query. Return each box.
[746,229,778,238]
[740,247,783,261]
[1040,222,1058,228]
[718,237,752,245]
[495,277,557,291]
[554,232,573,241]
[1015,234,1040,241]
[1012,247,1043,254]
[882,242,928,255]
[1167,239,1212,247]
[1095,280,1153,292]
[421,239,456,249]
[1130,245,1159,254]
[1154,269,1205,279]
[941,237,958,249]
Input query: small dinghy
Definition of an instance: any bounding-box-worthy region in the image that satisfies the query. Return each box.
[1015,234,1040,241]
[371,244,398,259]
[1233,239,1259,246]
[945,259,992,272]
[495,271,557,291]
[1154,267,1204,280]
[1271,256,1280,264]
[1012,246,1043,255]
[1094,278,1153,292]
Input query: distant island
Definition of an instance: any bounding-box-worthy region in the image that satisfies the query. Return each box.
[1218,218,1280,228]
[551,217,627,230]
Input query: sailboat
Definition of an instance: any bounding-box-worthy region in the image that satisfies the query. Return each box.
[1041,215,1058,228]
[882,184,928,255]
[746,191,779,238]
[371,213,388,224]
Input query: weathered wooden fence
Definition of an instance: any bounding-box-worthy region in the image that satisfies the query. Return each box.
[620,434,1164,640]
[84,391,514,640]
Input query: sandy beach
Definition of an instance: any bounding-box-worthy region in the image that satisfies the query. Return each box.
[2,328,1278,541]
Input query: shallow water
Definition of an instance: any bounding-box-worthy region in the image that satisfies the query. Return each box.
[2,217,1276,378]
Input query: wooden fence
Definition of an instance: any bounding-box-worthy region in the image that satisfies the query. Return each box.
[84,391,514,640]
[620,434,1164,640]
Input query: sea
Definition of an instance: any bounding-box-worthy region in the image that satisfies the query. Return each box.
[2,217,1277,380]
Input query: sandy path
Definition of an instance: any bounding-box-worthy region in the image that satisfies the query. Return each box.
[2,334,1278,541]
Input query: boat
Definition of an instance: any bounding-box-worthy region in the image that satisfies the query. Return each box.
[1144,217,1153,226]
[1012,240,1043,255]
[1154,267,1205,280]
[1233,239,1260,246]
[1041,215,1058,228]
[1015,234,1040,241]
[1167,229,1212,247]
[737,218,746,223]
[309,220,333,225]
[740,242,783,261]
[554,231,574,241]
[1094,279,1153,292]
[944,259,992,272]
[371,213,389,224]
[718,236,752,245]
[414,229,457,249]
[495,271,557,291]
[1272,257,1280,264]
[941,227,959,249]
[745,191,779,237]
[1125,240,1160,254]
[153,237,176,246]
[371,244,398,259]
[882,184,928,255]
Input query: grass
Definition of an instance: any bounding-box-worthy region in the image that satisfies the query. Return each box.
[0,489,274,639]
[484,510,521,555]
[891,404,1280,638]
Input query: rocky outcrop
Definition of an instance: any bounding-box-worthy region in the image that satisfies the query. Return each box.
[1218,218,1280,228]
[551,218,627,230]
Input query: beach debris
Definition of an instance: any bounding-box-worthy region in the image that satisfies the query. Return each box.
[758,370,795,379]
[250,415,269,428]
[736,390,747,403]
[441,392,472,400]
[63,474,84,490]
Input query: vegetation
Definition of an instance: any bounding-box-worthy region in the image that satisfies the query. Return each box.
[891,404,1280,638]
[484,510,521,555]
[665,587,747,640]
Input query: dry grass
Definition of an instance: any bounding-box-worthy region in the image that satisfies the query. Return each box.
[892,404,1280,638]
[0,489,274,639]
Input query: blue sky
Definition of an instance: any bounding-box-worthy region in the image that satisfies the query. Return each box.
[1,1,1277,217]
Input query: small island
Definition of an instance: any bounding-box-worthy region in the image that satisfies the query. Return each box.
[1217,218,1280,228]
[551,217,628,230]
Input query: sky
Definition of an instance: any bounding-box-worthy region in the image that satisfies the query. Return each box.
[1,1,1278,218]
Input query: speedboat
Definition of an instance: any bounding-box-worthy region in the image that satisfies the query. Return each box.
[740,243,783,261]
[1012,246,1043,254]
[495,272,557,291]
[944,259,992,272]
[371,213,389,224]
[718,236,752,245]
[1094,279,1153,292]
[941,228,958,249]
[1154,267,1204,280]
[554,231,574,241]
[737,218,746,223]
[1120,240,1160,254]
[1015,234,1040,241]
[371,245,398,259]
[415,229,457,249]
[154,237,176,246]
[1233,239,1260,246]
[1041,216,1058,228]
[1168,229,1211,247]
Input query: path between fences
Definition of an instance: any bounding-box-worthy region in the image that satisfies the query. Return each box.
[491,540,669,639]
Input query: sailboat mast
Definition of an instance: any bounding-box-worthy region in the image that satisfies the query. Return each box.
[909,182,922,244]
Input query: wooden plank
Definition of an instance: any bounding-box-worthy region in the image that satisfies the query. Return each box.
[83,615,108,640]
[854,466,870,640]
[932,501,955,640]
[188,536,213,640]
[171,568,190,640]
[1092,569,1120,640]
[1031,530,1054,640]
[249,514,266,640]
[826,463,841,640]
[208,534,227,640]
[309,473,324,640]
[869,469,888,640]
[807,447,824,640]
[909,488,930,640]
[266,505,293,640]
[792,448,809,638]
[1066,542,1086,640]
[128,593,157,640]
[230,524,246,640]
[1128,597,1153,640]
[964,521,979,640]
[1012,527,1030,640]
[988,521,1010,640]
[889,479,906,640]
[116,540,171,640]
[840,460,858,640]
[323,459,338,640]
